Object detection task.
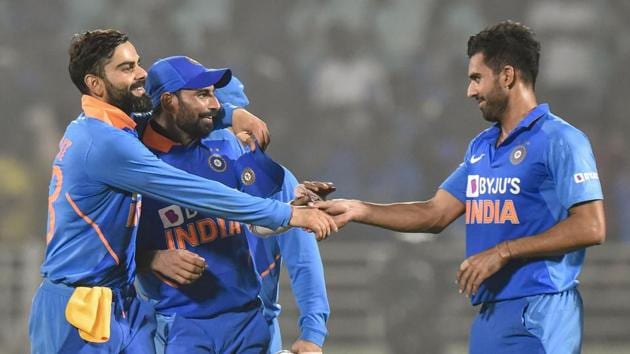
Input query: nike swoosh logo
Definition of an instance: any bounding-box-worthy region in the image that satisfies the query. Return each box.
[470,154,485,164]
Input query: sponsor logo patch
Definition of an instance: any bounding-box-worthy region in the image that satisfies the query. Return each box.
[158,205,184,228]
[574,172,599,184]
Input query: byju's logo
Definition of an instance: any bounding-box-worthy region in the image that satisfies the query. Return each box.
[573,172,599,184]
[158,205,184,228]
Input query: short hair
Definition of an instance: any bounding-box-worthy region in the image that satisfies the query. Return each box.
[68,29,129,94]
[467,21,541,87]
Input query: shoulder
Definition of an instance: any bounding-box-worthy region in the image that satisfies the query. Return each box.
[540,113,591,148]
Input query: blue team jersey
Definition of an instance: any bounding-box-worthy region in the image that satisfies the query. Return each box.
[214,78,330,346]
[41,95,291,289]
[135,123,285,318]
[441,104,603,305]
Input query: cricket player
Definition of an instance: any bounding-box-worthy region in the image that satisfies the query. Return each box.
[317,21,605,354]
[29,30,336,354]
[138,57,329,354]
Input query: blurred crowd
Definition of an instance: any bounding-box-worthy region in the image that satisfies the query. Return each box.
[2,0,630,243]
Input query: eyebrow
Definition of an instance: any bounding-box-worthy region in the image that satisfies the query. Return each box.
[469,72,481,80]
[115,59,139,69]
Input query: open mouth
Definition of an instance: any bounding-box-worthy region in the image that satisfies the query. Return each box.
[130,82,146,96]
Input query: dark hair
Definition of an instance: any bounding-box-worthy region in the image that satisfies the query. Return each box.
[68,29,129,94]
[467,21,541,87]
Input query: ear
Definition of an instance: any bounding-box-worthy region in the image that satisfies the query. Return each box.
[84,74,105,97]
[502,65,516,89]
[160,92,179,114]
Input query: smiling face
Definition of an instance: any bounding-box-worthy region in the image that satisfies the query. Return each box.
[466,53,508,123]
[172,86,221,140]
[101,41,152,114]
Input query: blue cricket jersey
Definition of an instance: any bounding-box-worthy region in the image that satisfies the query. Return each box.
[135,122,285,318]
[441,104,603,305]
[41,95,291,289]
[215,80,330,346]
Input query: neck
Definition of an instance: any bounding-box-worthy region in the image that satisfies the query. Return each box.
[152,114,196,146]
[498,85,537,142]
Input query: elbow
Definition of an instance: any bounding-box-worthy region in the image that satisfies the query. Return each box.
[587,221,606,246]
[592,225,606,246]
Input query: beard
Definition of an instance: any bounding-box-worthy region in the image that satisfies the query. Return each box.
[104,79,152,115]
[479,82,508,123]
[176,103,219,140]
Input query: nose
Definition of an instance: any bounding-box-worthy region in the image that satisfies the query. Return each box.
[467,81,477,98]
[135,65,147,80]
[208,96,220,110]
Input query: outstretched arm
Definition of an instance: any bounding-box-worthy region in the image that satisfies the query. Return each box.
[316,189,465,232]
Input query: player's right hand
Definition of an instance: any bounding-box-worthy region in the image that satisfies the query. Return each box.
[289,206,338,241]
[150,249,207,285]
[232,108,270,150]
[313,199,363,229]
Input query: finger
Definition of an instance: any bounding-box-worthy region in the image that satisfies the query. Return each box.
[456,259,470,283]
[179,250,207,268]
[465,270,479,297]
[332,214,350,229]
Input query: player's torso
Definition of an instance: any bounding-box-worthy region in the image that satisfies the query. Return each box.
[464,120,558,256]
[136,137,261,318]
[42,116,140,288]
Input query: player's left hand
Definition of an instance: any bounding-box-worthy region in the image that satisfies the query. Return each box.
[456,242,512,297]
[293,181,336,206]
[232,108,270,150]
[290,339,323,353]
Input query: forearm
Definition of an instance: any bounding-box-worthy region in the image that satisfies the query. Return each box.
[356,201,448,233]
[504,201,605,259]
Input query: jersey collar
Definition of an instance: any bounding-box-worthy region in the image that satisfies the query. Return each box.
[488,103,549,145]
[81,95,137,130]
[141,120,181,153]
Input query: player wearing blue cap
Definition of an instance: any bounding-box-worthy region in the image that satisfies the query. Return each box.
[137,58,329,354]
[317,21,605,353]
[29,30,336,354]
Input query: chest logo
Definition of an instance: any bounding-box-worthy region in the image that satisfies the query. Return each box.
[208,154,227,172]
[510,145,527,165]
[241,167,256,185]
[470,154,485,164]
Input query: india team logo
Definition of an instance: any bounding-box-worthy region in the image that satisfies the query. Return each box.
[158,205,185,228]
[241,167,256,185]
[510,145,527,165]
[208,154,227,172]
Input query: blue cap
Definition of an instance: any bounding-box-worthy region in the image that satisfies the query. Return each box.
[145,56,232,108]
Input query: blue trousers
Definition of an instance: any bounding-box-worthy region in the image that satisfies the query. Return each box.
[155,304,270,354]
[29,279,156,354]
[469,288,583,354]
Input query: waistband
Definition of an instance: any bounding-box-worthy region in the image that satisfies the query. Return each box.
[41,278,136,302]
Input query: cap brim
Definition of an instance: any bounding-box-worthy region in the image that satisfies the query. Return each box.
[182,68,232,90]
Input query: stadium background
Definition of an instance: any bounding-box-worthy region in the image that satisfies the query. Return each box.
[1,0,629,353]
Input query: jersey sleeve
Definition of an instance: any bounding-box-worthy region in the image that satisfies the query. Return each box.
[84,129,291,229]
[215,75,250,129]
[275,168,330,346]
[545,128,603,209]
[439,141,472,202]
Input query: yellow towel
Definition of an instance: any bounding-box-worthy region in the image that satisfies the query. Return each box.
[64,286,112,343]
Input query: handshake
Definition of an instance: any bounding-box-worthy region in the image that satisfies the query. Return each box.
[252,181,354,241]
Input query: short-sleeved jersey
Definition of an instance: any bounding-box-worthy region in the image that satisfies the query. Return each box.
[441,104,603,305]
[135,123,284,318]
[215,79,330,346]
[41,95,291,289]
